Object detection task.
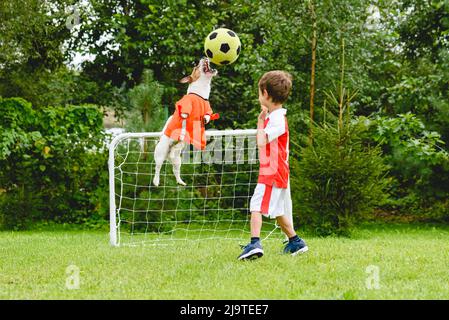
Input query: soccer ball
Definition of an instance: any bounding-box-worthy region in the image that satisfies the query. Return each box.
[204,28,241,66]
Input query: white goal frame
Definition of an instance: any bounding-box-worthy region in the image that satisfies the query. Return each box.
[109,129,263,247]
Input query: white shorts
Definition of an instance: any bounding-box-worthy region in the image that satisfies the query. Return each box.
[250,183,293,219]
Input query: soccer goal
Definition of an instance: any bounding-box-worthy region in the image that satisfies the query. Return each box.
[108,130,280,246]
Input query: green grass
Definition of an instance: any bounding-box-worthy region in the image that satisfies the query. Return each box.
[1,223,449,299]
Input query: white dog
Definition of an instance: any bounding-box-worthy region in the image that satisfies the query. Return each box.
[153,57,218,187]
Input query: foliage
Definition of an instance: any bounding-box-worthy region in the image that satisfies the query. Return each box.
[1,0,449,230]
[0,0,93,107]
[293,115,390,236]
[0,0,69,71]
[71,0,380,128]
[0,66,102,108]
[0,98,108,229]
[365,1,449,142]
[371,113,448,168]
[397,0,449,62]
[365,112,449,211]
[125,69,167,132]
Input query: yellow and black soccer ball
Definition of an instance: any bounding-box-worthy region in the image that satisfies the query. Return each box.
[204,28,241,66]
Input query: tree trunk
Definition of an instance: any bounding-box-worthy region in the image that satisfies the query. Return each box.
[338,37,345,131]
[309,0,317,143]
[142,102,149,160]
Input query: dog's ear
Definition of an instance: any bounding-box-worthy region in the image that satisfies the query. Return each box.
[179,65,200,84]
[179,76,193,84]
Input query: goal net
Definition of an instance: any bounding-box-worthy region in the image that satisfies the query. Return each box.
[108,130,281,246]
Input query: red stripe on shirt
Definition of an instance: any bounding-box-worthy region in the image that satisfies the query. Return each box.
[260,184,273,214]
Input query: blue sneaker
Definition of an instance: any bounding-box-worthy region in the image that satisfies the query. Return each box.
[238,241,264,260]
[283,238,308,256]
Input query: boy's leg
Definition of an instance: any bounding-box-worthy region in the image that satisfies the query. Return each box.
[276,184,308,255]
[275,214,296,238]
[251,212,263,238]
[284,180,294,230]
[277,213,308,255]
[238,183,273,260]
[237,211,264,260]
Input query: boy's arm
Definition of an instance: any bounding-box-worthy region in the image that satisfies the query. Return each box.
[263,110,286,144]
[257,107,269,147]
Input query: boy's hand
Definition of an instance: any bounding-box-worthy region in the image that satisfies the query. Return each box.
[258,106,268,122]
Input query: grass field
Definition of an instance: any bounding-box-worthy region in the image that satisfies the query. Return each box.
[1,223,449,300]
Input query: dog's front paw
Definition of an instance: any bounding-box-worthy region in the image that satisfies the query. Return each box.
[153,176,160,187]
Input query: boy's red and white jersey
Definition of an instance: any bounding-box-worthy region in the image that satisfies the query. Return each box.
[258,108,289,189]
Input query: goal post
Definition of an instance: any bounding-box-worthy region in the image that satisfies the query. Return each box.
[109,132,163,246]
[109,129,280,247]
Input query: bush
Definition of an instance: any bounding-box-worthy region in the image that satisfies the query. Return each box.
[0,97,108,229]
[367,112,449,213]
[292,119,390,236]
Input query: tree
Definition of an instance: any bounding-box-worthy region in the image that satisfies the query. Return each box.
[126,69,166,133]
[0,0,101,107]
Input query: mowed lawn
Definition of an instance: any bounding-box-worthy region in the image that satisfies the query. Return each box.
[1,224,449,300]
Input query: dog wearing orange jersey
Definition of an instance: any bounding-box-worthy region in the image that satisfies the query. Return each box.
[153,57,219,186]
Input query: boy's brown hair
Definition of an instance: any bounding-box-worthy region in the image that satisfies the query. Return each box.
[258,70,293,104]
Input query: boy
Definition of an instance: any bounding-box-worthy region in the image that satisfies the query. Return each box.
[238,70,308,260]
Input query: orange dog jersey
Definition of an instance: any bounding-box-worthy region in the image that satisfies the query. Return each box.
[164,93,214,150]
